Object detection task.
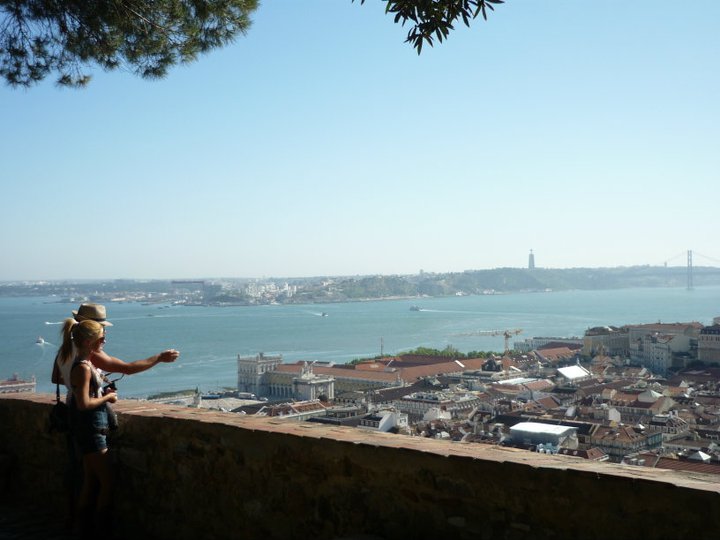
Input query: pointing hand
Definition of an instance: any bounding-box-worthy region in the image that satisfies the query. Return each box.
[158,349,180,363]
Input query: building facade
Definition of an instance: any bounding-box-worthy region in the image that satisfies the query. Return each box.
[582,326,629,357]
[395,391,481,420]
[626,323,701,374]
[293,362,335,401]
[588,425,663,460]
[358,409,409,432]
[237,353,283,397]
[698,324,720,363]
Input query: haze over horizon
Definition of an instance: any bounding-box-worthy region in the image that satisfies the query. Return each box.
[2,1,718,281]
[2,261,719,284]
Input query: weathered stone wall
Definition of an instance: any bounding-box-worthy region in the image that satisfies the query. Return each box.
[1,393,718,540]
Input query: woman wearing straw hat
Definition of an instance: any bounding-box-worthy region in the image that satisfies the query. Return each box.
[53,303,180,388]
[52,303,179,537]
[54,318,117,538]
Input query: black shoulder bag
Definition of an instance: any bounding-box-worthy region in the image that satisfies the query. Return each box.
[48,382,70,434]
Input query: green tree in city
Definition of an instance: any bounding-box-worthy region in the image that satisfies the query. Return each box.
[1,0,503,87]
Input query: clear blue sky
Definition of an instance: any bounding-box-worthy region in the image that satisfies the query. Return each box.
[1,1,718,280]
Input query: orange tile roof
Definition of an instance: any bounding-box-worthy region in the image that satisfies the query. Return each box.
[275,364,398,382]
[524,379,554,391]
[275,357,487,384]
[537,347,577,361]
[534,396,561,410]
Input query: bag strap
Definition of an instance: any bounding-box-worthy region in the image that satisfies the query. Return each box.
[51,353,62,401]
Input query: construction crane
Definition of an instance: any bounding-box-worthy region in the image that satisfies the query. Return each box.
[453,328,523,354]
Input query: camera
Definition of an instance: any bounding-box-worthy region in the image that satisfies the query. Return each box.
[102,379,119,431]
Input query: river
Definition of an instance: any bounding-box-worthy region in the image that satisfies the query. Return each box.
[2,286,718,397]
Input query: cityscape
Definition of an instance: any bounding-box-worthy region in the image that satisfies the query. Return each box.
[3,258,720,307]
[4,292,720,476]
[3,1,719,536]
[144,317,720,472]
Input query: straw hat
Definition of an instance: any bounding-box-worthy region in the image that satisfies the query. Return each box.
[72,303,113,326]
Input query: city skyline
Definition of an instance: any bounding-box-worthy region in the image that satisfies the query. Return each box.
[1,1,718,281]
[2,255,718,289]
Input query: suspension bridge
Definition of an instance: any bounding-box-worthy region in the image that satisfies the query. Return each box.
[660,250,720,290]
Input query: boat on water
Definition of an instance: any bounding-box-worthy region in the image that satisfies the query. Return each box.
[35,336,45,344]
[409,306,421,311]
[321,312,328,317]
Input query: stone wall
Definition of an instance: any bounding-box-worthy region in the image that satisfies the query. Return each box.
[1,393,718,540]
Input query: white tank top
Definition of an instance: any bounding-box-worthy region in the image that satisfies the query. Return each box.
[57,356,104,401]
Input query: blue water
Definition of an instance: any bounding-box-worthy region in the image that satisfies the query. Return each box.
[2,286,719,398]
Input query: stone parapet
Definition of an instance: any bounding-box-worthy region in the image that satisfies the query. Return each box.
[1,393,718,539]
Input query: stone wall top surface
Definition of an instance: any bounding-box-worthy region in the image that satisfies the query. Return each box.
[4,392,719,494]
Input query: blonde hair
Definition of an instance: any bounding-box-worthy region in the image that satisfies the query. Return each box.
[57,318,104,365]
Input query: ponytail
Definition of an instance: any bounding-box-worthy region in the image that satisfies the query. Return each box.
[57,318,77,366]
[56,318,104,366]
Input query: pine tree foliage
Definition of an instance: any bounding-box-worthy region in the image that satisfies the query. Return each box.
[356,0,504,53]
[0,0,258,87]
[0,0,504,88]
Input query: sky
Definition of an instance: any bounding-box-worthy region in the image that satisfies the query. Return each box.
[1,1,719,281]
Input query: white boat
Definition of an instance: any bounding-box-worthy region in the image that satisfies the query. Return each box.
[35,336,45,345]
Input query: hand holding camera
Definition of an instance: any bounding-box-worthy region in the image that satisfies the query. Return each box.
[102,379,118,404]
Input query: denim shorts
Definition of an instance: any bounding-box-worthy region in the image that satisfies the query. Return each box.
[71,404,110,455]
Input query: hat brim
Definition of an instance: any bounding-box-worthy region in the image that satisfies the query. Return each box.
[72,310,113,327]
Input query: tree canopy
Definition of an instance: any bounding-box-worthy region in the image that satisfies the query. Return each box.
[356,0,503,53]
[0,0,259,87]
[0,0,503,87]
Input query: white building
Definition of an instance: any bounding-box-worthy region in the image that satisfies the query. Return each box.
[293,362,335,401]
[423,406,452,422]
[556,365,592,385]
[237,352,283,397]
[629,333,692,374]
[649,413,690,441]
[395,391,481,419]
[627,322,701,374]
[358,409,409,432]
[238,354,335,401]
[509,422,579,449]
